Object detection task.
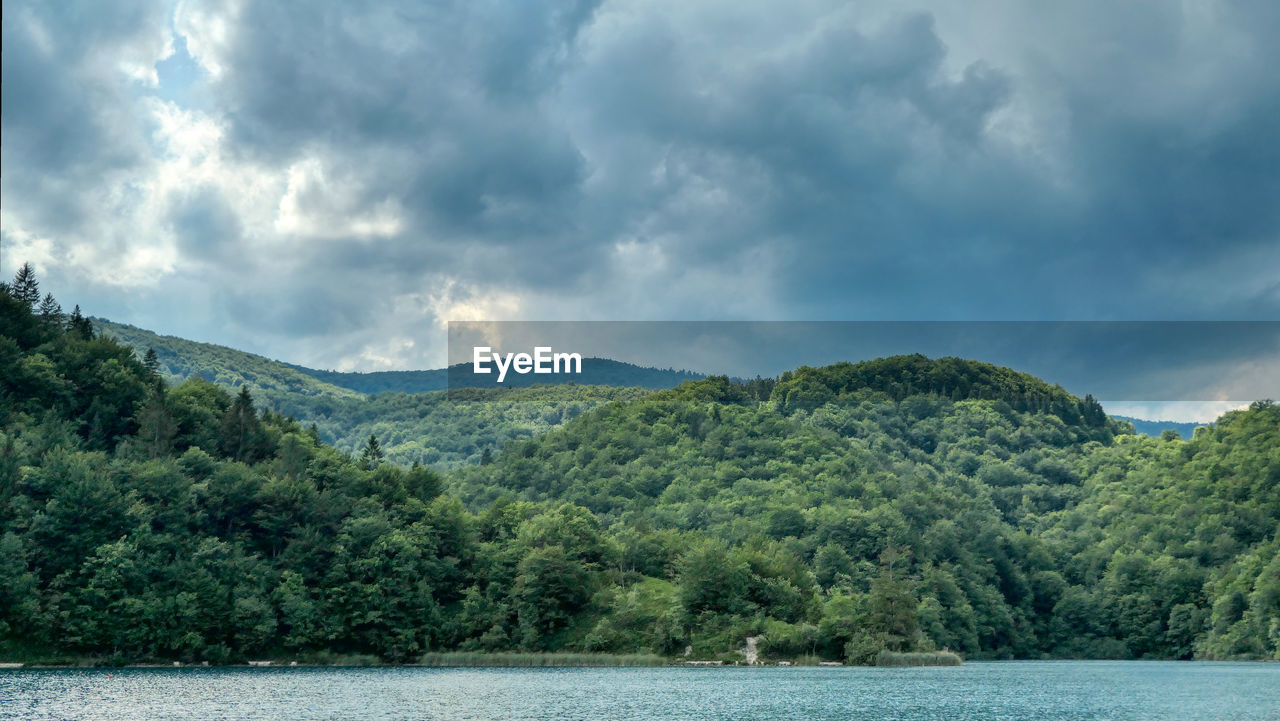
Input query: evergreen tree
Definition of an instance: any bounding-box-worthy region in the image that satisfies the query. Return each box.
[1081,394,1106,427]
[360,434,384,469]
[143,347,161,375]
[11,263,40,307]
[37,293,62,319]
[219,386,268,463]
[67,305,94,339]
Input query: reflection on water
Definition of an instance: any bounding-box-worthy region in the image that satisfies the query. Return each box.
[2,661,1277,721]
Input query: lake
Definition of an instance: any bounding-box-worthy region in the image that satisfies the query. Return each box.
[2,661,1277,720]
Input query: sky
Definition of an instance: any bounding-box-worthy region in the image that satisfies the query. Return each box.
[3,0,1278,413]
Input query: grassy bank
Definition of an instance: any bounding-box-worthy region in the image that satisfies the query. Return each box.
[874,651,963,667]
[417,652,667,667]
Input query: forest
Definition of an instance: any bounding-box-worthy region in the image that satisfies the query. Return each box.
[3,265,1278,666]
[95,318,687,467]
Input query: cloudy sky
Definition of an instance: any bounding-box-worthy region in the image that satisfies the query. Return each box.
[3,0,1278,381]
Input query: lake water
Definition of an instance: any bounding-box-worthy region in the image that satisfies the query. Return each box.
[2,661,1277,720]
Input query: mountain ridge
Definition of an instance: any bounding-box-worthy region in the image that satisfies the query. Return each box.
[93,318,705,395]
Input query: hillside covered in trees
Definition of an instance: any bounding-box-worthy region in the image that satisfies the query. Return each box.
[94,319,691,467]
[95,319,703,396]
[4,267,1278,666]
[289,359,704,394]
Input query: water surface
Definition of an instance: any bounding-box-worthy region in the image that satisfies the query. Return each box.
[3,661,1276,720]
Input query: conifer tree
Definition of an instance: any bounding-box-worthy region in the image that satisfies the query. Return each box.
[143,348,161,374]
[11,263,40,307]
[219,386,268,463]
[360,434,384,469]
[67,305,94,339]
[38,293,62,319]
[360,434,383,469]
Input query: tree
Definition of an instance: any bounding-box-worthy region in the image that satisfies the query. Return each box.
[11,263,40,307]
[1081,394,1106,427]
[512,545,593,649]
[136,392,178,459]
[0,533,41,642]
[143,347,161,375]
[678,541,752,616]
[767,507,806,539]
[38,293,62,319]
[360,434,384,469]
[814,544,855,589]
[219,386,269,463]
[67,305,94,339]
[868,570,919,651]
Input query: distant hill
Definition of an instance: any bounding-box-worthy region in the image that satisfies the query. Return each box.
[1114,416,1206,439]
[95,318,704,396]
[91,318,684,467]
[290,358,704,394]
[92,318,359,401]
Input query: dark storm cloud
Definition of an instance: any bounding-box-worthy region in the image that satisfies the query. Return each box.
[167,187,244,261]
[1,0,167,233]
[205,0,597,258]
[448,321,1280,401]
[3,0,1279,376]
[560,10,1038,312]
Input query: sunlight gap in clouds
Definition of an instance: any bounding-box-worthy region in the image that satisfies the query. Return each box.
[275,158,406,240]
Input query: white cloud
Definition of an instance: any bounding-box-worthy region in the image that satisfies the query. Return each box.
[275,157,405,240]
[174,0,240,78]
[1101,401,1252,424]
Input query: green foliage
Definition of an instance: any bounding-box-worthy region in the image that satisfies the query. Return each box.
[874,650,963,666]
[93,318,671,467]
[417,651,665,666]
[4,286,1278,665]
[92,318,361,403]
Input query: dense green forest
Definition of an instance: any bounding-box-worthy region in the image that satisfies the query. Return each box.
[282,386,652,468]
[4,267,1278,665]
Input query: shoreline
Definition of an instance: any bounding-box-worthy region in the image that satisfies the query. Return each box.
[6,657,1274,670]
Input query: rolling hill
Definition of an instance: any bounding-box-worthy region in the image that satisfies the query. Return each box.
[92,318,670,467]
[288,359,704,394]
[6,291,1277,666]
[94,317,703,396]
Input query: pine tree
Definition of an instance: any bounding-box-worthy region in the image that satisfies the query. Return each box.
[360,434,384,469]
[1081,394,1106,428]
[219,386,267,463]
[480,447,494,465]
[11,263,40,307]
[38,293,62,319]
[67,305,94,339]
[143,348,161,375]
